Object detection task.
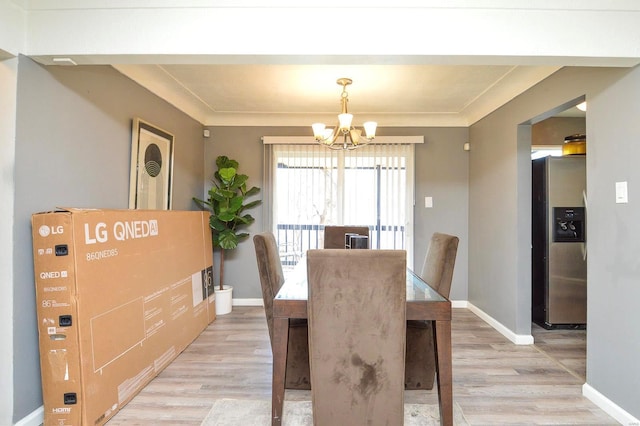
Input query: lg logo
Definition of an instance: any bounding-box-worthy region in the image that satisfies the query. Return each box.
[38,225,64,237]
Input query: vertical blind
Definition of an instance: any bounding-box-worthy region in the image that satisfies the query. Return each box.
[263,141,415,268]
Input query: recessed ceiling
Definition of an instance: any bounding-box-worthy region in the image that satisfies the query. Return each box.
[113,63,562,127]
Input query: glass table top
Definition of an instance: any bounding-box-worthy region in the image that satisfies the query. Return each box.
[275,260,447,303]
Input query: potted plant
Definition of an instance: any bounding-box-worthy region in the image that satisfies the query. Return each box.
[194,155,261,315]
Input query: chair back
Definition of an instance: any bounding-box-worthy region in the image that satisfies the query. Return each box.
[420,232,459,298]
[253,232,285,342]
[405,232,459,391]
[323,225,370,249]
[307,249,406,426]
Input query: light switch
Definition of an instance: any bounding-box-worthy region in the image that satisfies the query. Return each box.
[616,181,628,203]
[424,196,433,208]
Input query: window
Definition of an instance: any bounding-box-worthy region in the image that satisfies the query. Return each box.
[263,140,415,270]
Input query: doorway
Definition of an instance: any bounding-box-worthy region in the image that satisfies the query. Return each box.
[527,98,587,375]
[530,104,587,329]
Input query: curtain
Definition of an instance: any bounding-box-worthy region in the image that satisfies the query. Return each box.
[264,142,414,269]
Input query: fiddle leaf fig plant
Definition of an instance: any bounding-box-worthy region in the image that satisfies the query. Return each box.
[194,155,261,290]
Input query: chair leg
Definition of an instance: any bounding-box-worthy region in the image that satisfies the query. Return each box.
[285,323,311,390]
[405,320,436,390]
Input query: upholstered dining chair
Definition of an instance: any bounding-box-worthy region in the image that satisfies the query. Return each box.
[323,225,370,249]
[307,249,407,425]
[253,232,311,390]
[405,232,459,390]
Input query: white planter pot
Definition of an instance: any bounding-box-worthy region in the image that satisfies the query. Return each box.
[214,285,233,316]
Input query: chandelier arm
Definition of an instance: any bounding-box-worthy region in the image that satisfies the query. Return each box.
[330,121,341,144]
[326,143,344,151]
[313,77,373,150]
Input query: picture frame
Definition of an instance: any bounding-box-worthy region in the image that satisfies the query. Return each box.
[128,118,175,210]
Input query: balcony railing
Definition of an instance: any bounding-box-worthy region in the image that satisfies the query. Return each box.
[275,223,406,267]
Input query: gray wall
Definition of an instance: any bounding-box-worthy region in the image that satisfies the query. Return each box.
[14,57,640,420]
[203,126,469,301]
[532,117,586,146]
[12,56,204,421]
[586,66,640,417]
[1,56,18,426]
[469,66,639,417]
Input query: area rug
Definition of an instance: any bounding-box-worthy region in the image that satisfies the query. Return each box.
[201,398,469,426]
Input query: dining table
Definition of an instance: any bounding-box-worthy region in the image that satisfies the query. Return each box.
[270,257,453,425]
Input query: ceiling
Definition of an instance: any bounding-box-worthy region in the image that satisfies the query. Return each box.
[112,63,574,128]
[14,2,631,127]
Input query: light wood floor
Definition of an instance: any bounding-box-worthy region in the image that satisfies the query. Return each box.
[106,307,617,425]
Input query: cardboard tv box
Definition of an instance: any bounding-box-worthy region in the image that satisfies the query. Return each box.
[31,208,215,426]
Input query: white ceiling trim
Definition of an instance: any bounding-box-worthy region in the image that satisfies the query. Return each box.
[463,66,562,125]
[203,112,472,128]
[113,64,212,124]
[262,136,424,145]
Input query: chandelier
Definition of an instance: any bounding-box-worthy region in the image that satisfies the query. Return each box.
[312,78,377,150]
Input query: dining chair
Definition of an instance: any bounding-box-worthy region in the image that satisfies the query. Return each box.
[253,232,311,390]
[323,225,370,249]
[405,232,459,390]
[307,249,407,425]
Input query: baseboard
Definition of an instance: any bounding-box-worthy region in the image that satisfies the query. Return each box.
[15,405,43,426]
[451,300,468,309]
[582,383,639,425]
[466,302,534,345]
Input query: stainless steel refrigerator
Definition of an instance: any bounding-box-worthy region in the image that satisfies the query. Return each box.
[532,155,587,329]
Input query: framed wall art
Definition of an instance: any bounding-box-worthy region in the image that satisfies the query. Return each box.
[128,118,175,210]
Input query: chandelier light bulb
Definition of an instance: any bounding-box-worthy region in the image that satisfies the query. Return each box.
[338,113,353,131]
[312,123,326,139]
[364,121,377,138]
